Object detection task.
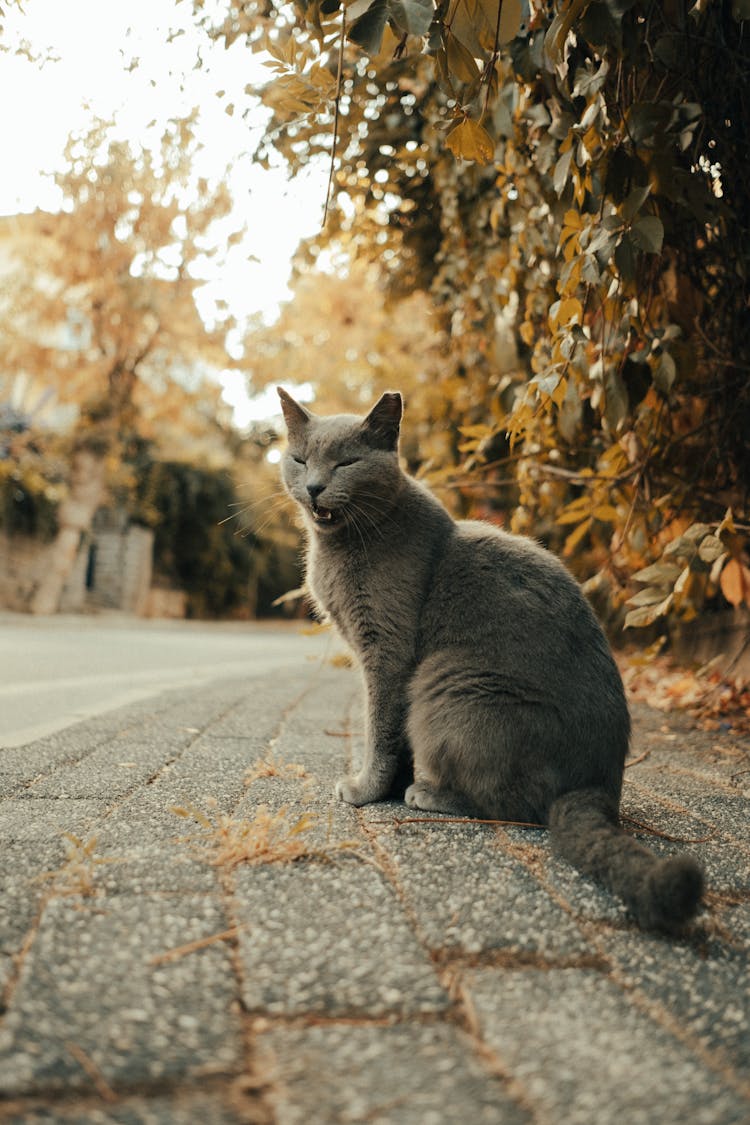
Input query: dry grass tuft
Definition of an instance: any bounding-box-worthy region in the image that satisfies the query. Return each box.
[170,801,358,871]
[244,751,309,787]
[34,834,120,898]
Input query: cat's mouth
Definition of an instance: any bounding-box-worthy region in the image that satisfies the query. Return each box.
[311,502,342,528]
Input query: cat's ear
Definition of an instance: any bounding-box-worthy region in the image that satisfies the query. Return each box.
[362,392,402,451]
[277,387,311,437]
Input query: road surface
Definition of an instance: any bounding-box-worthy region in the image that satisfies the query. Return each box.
[0,613,332,748]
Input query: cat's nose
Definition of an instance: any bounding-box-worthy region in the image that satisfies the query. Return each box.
[307,482,325,501]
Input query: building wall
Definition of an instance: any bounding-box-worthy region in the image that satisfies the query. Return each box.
[2,513,156,615]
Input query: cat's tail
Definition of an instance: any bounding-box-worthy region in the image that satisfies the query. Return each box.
[548,788,704,932]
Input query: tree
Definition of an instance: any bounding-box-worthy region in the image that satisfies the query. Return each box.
[0,119,240,613]
[196,0,750,625]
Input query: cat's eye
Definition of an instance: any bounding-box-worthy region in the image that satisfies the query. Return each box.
[292,456,306,466]
[335,458,360,469]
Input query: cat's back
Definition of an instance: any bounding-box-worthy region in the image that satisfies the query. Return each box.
[422,517,612,672]
[447,519,584,614]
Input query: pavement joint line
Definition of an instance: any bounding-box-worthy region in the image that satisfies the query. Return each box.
[205,665,330,1122]
[352,744,540,1117]
[429,947,612,972]
[625,776,750,851]
[9,689,237,800]
[0,684,254,1019]
[481,816,750,1093]
[548,891,750,1105]
[443,966,551,1125]
[583,924,750,1103]
[0,1070,253,1123]
[490,822,595,936]
[0,662,748,1121]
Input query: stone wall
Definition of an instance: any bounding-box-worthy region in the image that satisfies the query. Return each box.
[2,512,156,616]
[0,531,45,612]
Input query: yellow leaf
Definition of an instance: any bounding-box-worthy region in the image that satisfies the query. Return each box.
[445,30,480,83]
[550,297,583,330]
[477,0,523,46]
[563,516,592,555]
[592,504,618,522]
[446,119,496,165]
[720,558,750,607]
[556,496,592,524]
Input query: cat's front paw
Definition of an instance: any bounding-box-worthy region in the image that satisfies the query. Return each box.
[334,774,386,807]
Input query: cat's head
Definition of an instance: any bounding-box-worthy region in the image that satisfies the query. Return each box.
[277,388,403,535]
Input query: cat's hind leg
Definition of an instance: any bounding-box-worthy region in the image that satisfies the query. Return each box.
[404,780,479,816]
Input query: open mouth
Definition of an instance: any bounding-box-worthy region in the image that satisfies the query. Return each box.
[311,502,341,527]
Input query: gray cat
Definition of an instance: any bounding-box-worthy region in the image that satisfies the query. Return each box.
[278,387,704,932]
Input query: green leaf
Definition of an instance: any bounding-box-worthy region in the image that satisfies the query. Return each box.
[553,147,573,196]
[626,102,671,144]
[697,534,725,563]
[348,0,388,54]
[581,254,600,284]
[389,0,434,37]
[683,522,713,541]
[620,184,651,224]
[627,587,671,607]
[614,232,636,282]
[653,351,676,394]
[631,215,664,254]
[632,562,681,584]
[572,58,609,99]
[603,368,628,430]
[532,371,563,398]
[625,594,673,628]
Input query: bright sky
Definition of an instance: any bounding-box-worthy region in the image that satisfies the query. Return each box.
[0,0,326,423]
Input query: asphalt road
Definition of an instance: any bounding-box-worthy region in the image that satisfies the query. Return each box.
[0,613,332,749]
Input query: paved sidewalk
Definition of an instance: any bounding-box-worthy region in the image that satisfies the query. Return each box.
[0,653,748,1123]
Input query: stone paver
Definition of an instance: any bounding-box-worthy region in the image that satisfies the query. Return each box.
[464,966,748,1125]
[260,1023,529,1125]
[0,645,747,1123]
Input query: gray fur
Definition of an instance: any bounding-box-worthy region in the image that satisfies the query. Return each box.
[278,387,704,932]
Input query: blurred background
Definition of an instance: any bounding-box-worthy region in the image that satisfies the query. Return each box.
[0,1,748,672]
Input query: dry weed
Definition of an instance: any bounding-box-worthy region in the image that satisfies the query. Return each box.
[34,834,120,898]
[244,751,308,787]
[170,801,359,871]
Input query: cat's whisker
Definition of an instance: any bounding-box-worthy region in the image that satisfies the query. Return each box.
[219,494,293,529]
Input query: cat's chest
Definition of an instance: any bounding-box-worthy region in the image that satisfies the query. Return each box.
[309,547,376,620]
[308,541,415,649]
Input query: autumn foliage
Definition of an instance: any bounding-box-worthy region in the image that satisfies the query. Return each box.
[199,0,750,631]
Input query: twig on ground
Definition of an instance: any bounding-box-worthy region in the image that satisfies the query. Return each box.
[65,1041,117,1102]
[150,925,244,966]
[621,814,717,845]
